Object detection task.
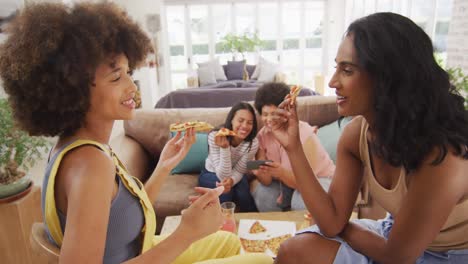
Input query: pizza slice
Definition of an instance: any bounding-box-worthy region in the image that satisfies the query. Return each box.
[249,220,267,234]
[285,85,302,105]
[169,121,213,132]
[266,234,292,256]
[240,238,268,253]
[215,128,237,137]
[169,122,186,132]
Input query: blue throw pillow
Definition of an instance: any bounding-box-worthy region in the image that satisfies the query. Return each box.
[170,132,209,174]
[316,117,352,163]
[225,60,246,80]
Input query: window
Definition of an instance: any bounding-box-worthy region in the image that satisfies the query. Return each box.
[165,0,327,90]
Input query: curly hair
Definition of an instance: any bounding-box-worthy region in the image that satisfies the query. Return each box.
[347,12,468,172]
[254,82,290,114]
[0,2,152,137]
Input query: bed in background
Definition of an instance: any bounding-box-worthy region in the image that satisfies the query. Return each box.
[154,83,317,108]
[155,57,317,108]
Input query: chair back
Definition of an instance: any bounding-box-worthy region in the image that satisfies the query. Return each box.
[30,222,59,263]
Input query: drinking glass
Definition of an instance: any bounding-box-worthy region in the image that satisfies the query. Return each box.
[220,201,237,233]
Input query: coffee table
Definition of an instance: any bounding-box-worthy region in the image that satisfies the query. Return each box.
[160,210,357,235]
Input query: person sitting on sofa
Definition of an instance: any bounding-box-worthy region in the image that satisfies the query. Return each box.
[252,82,335,212]
[199,102,259,212]
[270,12,468,264]
[0,2,273,264]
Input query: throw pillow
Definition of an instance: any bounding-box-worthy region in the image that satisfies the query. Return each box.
[242,64,250,80]
[197,66,217,86]
[246,65,256,79]
[257,59,280,82]
[225,60,246,80]
[171,132,209,174]
[197,58,227,81]
[251,57,263,79]
[316,117,352,163]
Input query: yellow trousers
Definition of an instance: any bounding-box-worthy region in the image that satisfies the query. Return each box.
[153,231,273,264]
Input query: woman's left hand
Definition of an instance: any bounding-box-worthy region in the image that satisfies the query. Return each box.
[158,127,196,170]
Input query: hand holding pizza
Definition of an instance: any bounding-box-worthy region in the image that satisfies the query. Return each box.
[214,131,230,149]
[158,127,196,171]
[268,98,301,151]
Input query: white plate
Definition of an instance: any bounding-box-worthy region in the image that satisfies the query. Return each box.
[238,219,296,257]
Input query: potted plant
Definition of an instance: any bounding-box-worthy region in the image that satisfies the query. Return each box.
[0,98,50,200]
[446,67,468,109]
[219,32,265,60]
[435,55,468,109]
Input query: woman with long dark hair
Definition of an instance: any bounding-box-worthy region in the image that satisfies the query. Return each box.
[199,102,259,212]
[271,12,468,264]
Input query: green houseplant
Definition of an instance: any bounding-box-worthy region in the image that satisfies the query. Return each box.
[219,32,265,60]
[435,55,468,109]
[446,67,468,109]
[0,98,50,199]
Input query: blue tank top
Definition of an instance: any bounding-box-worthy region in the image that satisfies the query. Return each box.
[41,142,145,263]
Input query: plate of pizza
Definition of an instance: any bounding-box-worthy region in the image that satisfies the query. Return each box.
[169,121,214,132]
[238,219,296,258]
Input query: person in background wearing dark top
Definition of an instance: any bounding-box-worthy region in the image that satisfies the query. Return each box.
[270,12,468,264]
[0,2,272,264]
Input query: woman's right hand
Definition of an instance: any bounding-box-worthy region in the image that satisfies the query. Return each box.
[214,134,230,148]
[269,99,301,151]
[177,187,224,242]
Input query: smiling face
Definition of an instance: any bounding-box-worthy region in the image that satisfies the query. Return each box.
[89,53,137,122]
[260,104,279,128]
[329,34,375,120]
[231,109,254,140]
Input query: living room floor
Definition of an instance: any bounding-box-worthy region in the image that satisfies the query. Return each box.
[30,120,125,186]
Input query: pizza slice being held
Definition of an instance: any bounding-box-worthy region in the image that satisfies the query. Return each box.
[240,238,267,253]
[266,234,292,256]
[249,220,267,234]
[169,121,213,132]
[215,128,237,137]
[285,85,302,105]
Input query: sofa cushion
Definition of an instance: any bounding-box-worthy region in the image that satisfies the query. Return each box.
[197,58,227,81]
[154,173,199,233]
[225,60,246,80]
[197,66,217,86]
[246,65,256,79]
[124,107,232,158]
[257,59,280,82]
[171,132,209,174]
[316,117,352,163]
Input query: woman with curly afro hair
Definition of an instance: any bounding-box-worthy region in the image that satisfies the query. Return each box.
[268,13,468,264]
[0,2,273,264]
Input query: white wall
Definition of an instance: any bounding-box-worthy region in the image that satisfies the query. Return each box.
[111,0,166,109]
